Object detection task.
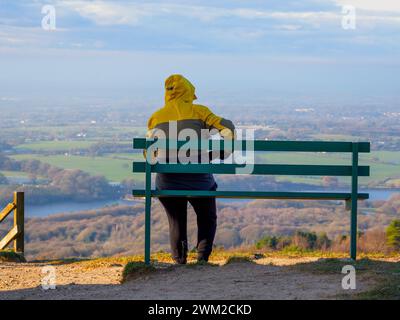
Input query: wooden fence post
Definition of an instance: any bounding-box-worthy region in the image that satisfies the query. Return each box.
[13,192,24,254]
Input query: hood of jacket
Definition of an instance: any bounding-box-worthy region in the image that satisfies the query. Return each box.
[164,74,197,108]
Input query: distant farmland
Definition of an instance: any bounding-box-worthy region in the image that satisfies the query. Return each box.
[16,140,97,151]
[257,151,400,186]
[11,145,400,187]
[12,153,144,183]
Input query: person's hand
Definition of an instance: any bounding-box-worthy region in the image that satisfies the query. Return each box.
[208,150,228,161]
[208,135,234,161]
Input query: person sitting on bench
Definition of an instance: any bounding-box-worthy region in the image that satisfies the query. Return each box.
[145,74,235,264]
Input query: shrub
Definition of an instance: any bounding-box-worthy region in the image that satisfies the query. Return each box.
[0,250,26,263]
[386,220,400,250]
[122,262,156,282]
[293,231,317,250]
[316,232,332,250]
[255,235,279,250]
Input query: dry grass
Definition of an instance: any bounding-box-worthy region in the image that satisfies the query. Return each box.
[54,249,400,269]
[0,250,26,263]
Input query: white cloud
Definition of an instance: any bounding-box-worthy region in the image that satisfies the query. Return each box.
[334,0,400,13]
[1,0,399,54]
[57,1,230,25]
[274,25,302,31]
[58,1,145,25]
[57,1,340,26]
[0,26,47,47]
[57,0,400,29]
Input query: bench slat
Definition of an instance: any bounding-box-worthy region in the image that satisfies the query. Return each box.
[133,138,370,153]
[132,189,369,200]
[132,162,370,177]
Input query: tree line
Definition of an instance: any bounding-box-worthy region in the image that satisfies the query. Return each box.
[0,153,118,205]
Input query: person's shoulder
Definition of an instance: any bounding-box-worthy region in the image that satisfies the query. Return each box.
[193,103,210,110]
[193,104,212,116]
[150,106,165,117]
[148,107,164,129]
[193,104,217,122]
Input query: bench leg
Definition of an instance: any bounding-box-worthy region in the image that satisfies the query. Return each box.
[350,198,357,260]
[144,195,151,265]
[144,154,152,266]
[350,143,359,261]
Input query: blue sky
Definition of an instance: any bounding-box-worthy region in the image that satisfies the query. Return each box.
[0,0,399,106]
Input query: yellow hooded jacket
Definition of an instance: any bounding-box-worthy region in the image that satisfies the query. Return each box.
[146,74,235,190]
[147,74,235,139]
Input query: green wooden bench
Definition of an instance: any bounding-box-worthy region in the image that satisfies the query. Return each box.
[132,138,370,265]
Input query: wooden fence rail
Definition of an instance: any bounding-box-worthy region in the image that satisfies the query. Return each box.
[0,192,24,254]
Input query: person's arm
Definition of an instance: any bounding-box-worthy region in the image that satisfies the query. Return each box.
[200,106,235,139]
[143,116,157,161]
[198,106,235,160]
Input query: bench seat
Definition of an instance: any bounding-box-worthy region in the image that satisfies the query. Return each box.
[132,189,369,200]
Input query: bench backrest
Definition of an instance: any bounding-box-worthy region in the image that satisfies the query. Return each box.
[132,138,370,178]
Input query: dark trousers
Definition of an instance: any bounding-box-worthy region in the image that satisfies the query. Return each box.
[159,197,217,262]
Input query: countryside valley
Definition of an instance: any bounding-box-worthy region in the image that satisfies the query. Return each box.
[1,100,399,260]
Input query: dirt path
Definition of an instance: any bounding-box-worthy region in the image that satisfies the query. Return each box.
[0,257,381,300]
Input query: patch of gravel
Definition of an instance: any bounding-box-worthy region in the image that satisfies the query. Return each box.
[0,258,376,300]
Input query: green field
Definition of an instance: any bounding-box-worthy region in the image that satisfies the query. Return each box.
[4,125,147,136]
[257,151,400,186]
[10,151,400,187]
[12,153,144,183]
[311,134,362,141]
[0,170,32,178]
[16,141,97,151]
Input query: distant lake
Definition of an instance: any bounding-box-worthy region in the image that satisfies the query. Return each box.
[25,189,399,218]
[363,189,399,201]
[26,199,135,217]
